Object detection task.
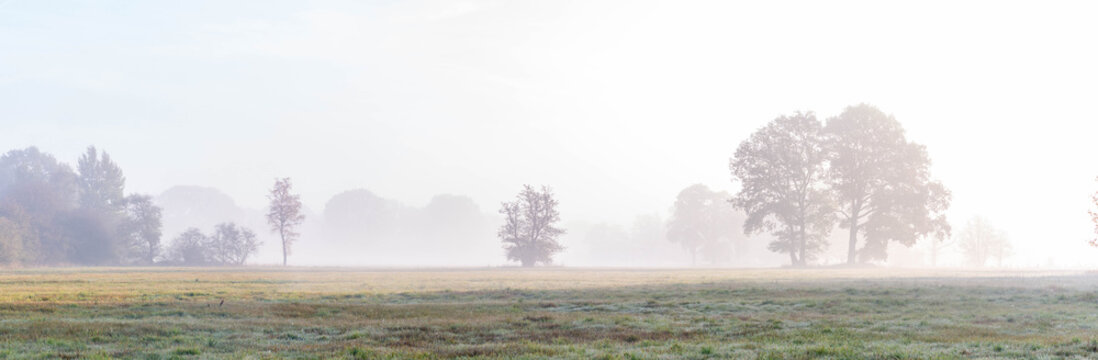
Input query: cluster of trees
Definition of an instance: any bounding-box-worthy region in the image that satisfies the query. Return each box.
[163,223,261,265]
[0,147,163,266]
[0,146,301,267]
[728,104,951,267]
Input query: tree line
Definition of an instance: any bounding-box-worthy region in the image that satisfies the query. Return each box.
[0,147,304,267]
[0,105,1004,268]
[503,104,953,268]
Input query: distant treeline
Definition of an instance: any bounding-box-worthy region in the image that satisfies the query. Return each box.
[0,104,966,268]
[0,147,258,266]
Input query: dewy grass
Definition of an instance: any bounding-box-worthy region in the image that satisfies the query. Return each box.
[0,268,1097,358]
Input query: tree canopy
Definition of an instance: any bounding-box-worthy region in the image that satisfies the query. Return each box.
[825,104,951,264]
[730,113,834,267]
[498,185,565,267]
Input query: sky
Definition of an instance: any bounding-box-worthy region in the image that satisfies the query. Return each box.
[2,0,1097,267]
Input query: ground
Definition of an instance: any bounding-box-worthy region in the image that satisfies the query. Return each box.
[1,268,1097,359]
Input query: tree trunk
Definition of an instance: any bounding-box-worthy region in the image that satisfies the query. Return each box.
[280,230,287,266]
[846,225,858,265]
[846,203,860,265]
[521,259,534,267]
[798,224,807,268]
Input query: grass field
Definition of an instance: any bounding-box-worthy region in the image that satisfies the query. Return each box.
[2,268,1098,359]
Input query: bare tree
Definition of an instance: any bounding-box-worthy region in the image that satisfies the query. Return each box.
[498,185,564,267]
[826,104,951,264]
[267,178,304,266]
[667,184,741,266]
[730,112,834,267]
[958,216,1010,267]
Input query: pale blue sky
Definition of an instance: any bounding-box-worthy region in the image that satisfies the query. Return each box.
[3,0,1098,266]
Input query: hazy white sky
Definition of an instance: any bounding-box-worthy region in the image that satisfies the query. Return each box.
[2,0,1097,266]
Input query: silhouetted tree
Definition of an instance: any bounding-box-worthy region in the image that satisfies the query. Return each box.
[958,216,1010,267]
[667,184,741,266]
[209,223,261,265]
[267,178,304,266]
[730,113,834,267]
[825,104,951,264]
[498,185,564,267]
[121,194,163,265]
[165,228,212,265]
[77,146,126,213]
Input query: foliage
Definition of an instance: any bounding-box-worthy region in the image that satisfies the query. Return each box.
[498,185,565,267]
[730,113,833,266]
[267,177,304,266]
[0,147,163,266]
[164,228,212,265]
[164,223,260,266]
[76,146,126,214]
[209,223,261,265]
[824,104,951,264]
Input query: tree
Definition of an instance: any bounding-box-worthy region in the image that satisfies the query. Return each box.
[667,184,741,266]
[121,194,163,265]
[267,178,304,266]
[76,146,126,213]
[498,185,565,267]
[165,228,212,266]
[958,216,1010,267]
[825,104,951,264]
[209,223,261,265]
[70,146,130,265]
[0,147,79,264]
[730,113,834,267]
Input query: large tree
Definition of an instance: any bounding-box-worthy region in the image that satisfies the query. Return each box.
[498,185,565,267]
[666,184,741,266]
[730,112,834,267]
[825,104,951,264]
[267,177,304,266]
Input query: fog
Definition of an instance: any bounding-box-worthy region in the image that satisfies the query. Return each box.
[2,1,1097,268]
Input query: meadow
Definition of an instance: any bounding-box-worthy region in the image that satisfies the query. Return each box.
[1,268,1097,359]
